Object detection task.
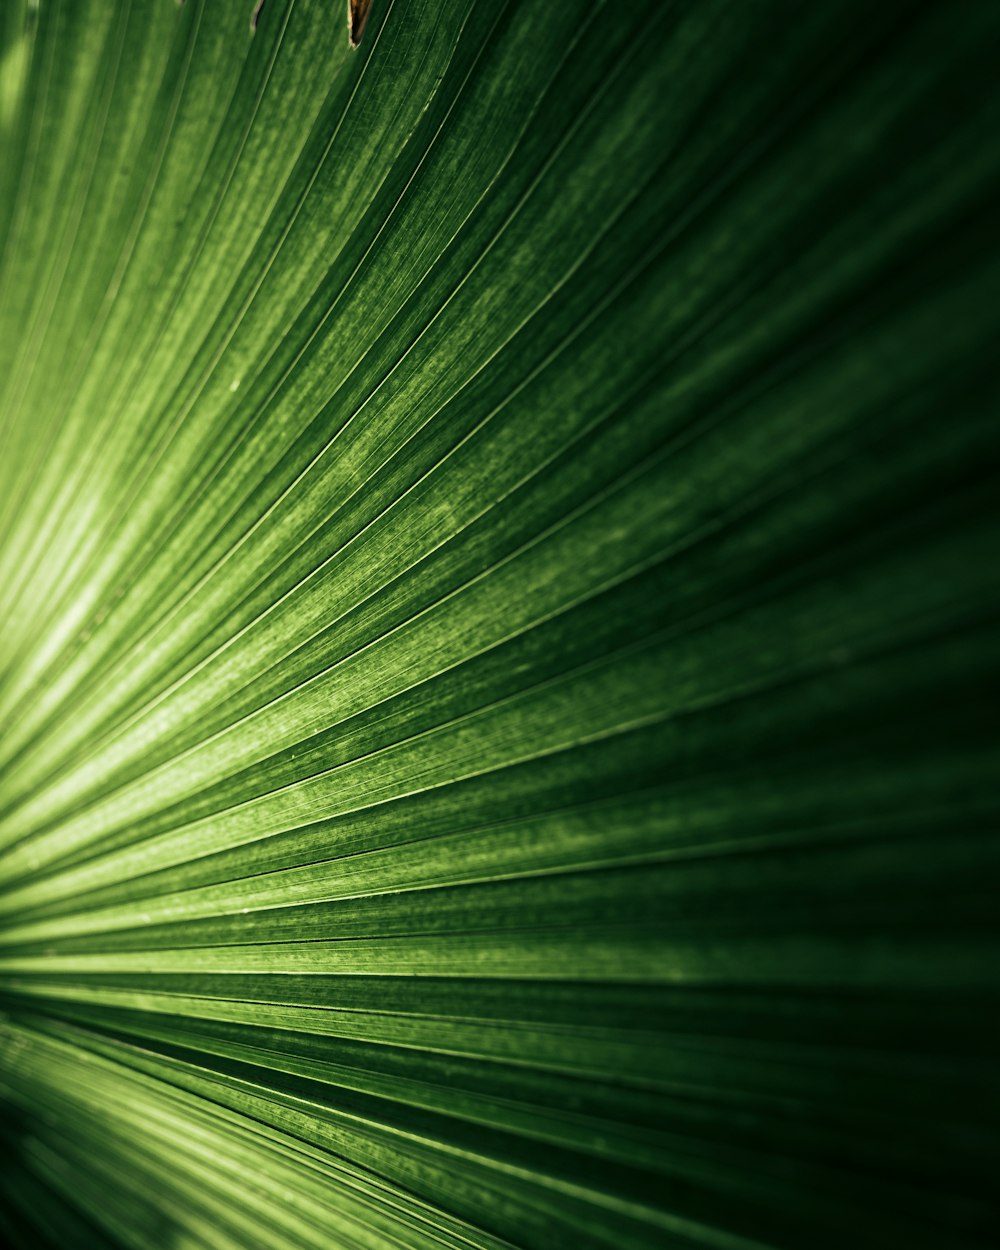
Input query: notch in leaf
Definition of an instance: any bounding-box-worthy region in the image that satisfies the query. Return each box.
[349,0,373,47]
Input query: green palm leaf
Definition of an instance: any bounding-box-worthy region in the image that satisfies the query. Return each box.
[0,2,997,1247]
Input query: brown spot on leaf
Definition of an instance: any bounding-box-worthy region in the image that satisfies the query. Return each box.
[349,0,373,47]
[251,0,265,32]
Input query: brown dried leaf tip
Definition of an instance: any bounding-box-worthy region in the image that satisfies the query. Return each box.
[350,0,373,47]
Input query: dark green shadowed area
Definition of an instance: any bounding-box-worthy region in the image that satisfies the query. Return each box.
[0,1,998,1247]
